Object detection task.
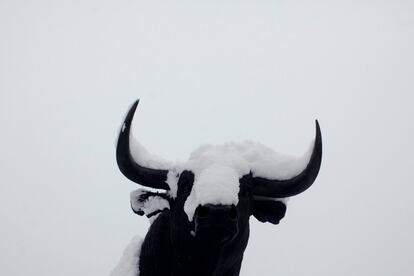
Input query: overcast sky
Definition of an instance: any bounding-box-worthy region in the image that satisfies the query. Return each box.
[1,1,413,275]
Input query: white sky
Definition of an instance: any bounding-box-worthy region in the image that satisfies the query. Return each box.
[0,1,413,275]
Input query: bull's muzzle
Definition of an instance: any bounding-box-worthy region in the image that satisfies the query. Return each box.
[194,204,239,242]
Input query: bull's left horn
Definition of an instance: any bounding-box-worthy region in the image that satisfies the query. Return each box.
[116,100,170,190]
[251,120,322,198]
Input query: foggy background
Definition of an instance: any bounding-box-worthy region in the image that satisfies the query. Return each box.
[1,1,413,275]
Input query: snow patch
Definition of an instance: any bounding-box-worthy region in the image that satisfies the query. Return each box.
[166,170,179,198]
[130,189,170,223]
[111,236,143,276]
[129,135,172,170]
[184,165,240,221]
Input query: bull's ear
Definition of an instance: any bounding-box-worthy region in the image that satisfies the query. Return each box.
[130,189,170,220]
[252,199,287,225]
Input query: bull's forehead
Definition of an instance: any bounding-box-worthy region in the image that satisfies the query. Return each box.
[183,165,242,221]
[181,145,251,222]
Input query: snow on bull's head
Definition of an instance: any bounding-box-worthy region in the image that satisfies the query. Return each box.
[116,100,322,243]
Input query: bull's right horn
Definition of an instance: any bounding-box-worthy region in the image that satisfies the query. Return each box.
[251,121,322,198]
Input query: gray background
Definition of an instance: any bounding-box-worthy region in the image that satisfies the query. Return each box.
[1,1,413,275]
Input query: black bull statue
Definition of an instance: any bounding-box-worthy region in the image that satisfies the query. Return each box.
[116,100,322,276]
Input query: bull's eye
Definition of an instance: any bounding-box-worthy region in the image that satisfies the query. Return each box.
[197,206,209,218]
[229,205,237,220]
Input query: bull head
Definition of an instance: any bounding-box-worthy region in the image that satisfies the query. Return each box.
[116,100,322,247]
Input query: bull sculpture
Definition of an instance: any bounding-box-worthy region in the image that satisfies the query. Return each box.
[115,100,322,276]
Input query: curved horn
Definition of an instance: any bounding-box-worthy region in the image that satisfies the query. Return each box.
[251,121,322,198]
[116,100,170,190]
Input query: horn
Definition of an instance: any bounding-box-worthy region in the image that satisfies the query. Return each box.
[116,100,170,190]
[251,121,322,198]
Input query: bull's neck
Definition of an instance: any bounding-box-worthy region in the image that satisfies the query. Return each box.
[171,235,245,276]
